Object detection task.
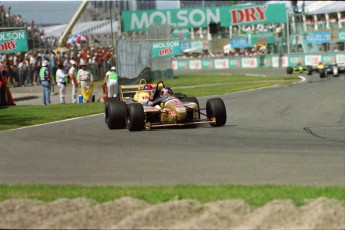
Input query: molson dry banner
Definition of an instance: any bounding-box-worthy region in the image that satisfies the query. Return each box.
[121,3,286,32]
[0,29,28,54]
[152,40,181,58]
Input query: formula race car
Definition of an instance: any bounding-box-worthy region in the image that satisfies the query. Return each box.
[104,79,227,131]
[324,62,345,77]
[286,64,319,75]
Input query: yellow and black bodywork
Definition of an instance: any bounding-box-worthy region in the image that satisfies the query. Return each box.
[104,79,227,131]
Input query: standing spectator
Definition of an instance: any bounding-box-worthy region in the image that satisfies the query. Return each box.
[103,66,118,98]
[18,57,28,87]
[77,59,94,103]
[24,57,31,86]
[30,52,37,85]
[63,55,71,74]
[8,64,17,87]
[35,56,42,85]
[0,65,8,106]
[55,63,67,104]
[39,60,51,105]
[68,60,78,103]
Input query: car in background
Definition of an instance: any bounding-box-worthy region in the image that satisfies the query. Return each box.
[104,79,227,131]
[286,64,318,75]
[325,62,345,77]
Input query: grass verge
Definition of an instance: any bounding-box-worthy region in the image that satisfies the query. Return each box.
[0,184,344,208]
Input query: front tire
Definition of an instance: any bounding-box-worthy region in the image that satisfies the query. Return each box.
[206,98,227,127]
[105,98,127,129]
[127,103,145,131]
[319,69,326,78]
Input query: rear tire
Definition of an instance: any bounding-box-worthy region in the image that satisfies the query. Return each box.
[319,69,326,78]
[206,98,227,127]
[286,67,293,74]
[105,98,127,129]
[306,66,313,75]
[127,103,145,131]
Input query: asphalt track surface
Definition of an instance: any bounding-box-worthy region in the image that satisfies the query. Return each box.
[1,68,344,186]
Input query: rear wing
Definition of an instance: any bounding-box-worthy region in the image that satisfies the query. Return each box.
[119,79,153,101]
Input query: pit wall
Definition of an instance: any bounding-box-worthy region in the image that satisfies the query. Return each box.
[171,52,345,71]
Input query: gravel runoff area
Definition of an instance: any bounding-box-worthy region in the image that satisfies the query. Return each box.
[1,197,344,229]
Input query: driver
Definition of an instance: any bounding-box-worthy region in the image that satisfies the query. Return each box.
[148,87,173,106]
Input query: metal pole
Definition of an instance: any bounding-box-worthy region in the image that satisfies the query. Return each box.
[110,1,115,66]
[110,1,115,49]
[286,6,290,54]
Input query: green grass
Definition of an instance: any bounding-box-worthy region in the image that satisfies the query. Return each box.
[0,103,104,131]
[0,184,344,208]
[161,75,298,87]
[158,75,299,97]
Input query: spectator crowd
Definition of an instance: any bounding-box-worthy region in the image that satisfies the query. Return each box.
[0,46,116,89]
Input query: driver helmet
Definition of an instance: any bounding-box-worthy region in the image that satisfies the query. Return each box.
[160,87,173,97]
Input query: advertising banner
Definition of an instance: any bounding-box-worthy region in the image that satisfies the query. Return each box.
[172,28,190,39]
[263,56,272,67]
[335,53,345,63]
[321,54,336,65]
[242,57,258,68]
[288,55,304,66]
[337,30,345,42]
[249,32,275,45]
[230,37,252,48]
[229,58,241,68]
[201,59,214,69]
[305,32,331,44]
[305,55,322,66]
[152,41,181,58]
[180,41,191,51]
[0,29,28,54]
[189,60,202,70]
[122,3,286,32]
[272,56,281,67]
[177,60,189,70]
[214,59,229,69]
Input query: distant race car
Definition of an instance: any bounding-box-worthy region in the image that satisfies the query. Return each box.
[286,64,318,75]
[286,63,336,78]
[104,79,227,131]
[324,62,345,77]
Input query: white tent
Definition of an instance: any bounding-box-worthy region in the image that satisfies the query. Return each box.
[40,20,119,38]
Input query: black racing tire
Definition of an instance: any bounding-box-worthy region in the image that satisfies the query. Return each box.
[306,65,313,75]
[181,96,200,119]
[104,97,119,108]
[126,103,145,131]
[319,69,326,78]
[206,98,227,127]
[105,98,127,129]
[286,67,293,74]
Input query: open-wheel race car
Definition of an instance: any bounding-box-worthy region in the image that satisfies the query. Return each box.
[104,79,227,131]
[286,64,319,75]
[286,62,336,78]
[323,62,345,77]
